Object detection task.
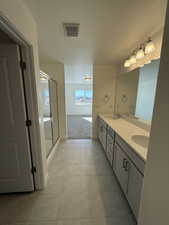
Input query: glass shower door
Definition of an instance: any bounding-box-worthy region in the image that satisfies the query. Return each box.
[40,77,53,156]
[40,71,60,157]
[49,80,59,144]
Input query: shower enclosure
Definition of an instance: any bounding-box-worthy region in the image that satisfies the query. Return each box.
[40,71,59,157]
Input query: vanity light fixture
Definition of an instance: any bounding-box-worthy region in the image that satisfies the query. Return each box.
[123,37,156,68]
[145,38,155,54]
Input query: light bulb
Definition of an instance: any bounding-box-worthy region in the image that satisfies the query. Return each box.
[145,39,155,54]
[124,60,130,67]
[129,55,136,64]
[145,60,151,65]
[136,48,145,59]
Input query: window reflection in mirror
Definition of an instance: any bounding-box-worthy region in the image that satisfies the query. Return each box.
[40,77,53,155]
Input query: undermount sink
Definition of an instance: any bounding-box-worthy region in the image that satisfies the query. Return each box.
[131,135,149,148]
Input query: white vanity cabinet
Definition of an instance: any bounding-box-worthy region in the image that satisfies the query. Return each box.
[114,137,144,219]
[97,116,145,220]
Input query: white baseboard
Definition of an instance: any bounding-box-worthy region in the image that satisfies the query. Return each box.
[47,137,61,170]
[44,138,61,187]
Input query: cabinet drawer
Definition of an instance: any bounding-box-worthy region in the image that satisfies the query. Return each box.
[107,126,115,139]
[115,134,145,175]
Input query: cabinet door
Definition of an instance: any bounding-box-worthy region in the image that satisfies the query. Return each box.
[114,144,129,194]
[98,119,103,143]
[106,134,114,165]
[98,122,106,150]
[102,127,107,151]
[106,135,111,163]
[127,163,143,219]
[106,134,110,153]
[98,123,102,143]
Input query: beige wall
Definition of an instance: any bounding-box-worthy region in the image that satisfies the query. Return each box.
[92,65,117,138]
[138,3,169,225]
[40,63,66,139]
[0,0,47,188]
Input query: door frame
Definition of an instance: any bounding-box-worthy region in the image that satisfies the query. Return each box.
[0,13,44,190]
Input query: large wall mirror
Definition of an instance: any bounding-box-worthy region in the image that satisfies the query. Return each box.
[115,59,160,125]
[40,71,60,157]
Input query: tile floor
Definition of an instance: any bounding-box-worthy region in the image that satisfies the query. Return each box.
[0,139,136,225]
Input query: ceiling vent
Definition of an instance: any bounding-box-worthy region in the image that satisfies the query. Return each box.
[63,23,80,37]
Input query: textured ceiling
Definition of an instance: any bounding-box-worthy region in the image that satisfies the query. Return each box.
[23,0,167,65]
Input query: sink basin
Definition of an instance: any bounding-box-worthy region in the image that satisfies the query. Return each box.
[131,135,149,148]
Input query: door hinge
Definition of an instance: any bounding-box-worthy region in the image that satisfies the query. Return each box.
[26,119,32,127]
[31,166,37,174]
[20,60,26,70]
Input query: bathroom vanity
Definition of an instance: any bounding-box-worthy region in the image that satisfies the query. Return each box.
[98,114,149,220]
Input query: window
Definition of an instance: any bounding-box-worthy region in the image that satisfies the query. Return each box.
[75,89,92,105]
[42,89,50,106]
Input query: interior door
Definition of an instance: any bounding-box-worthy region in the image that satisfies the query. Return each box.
[0,44,34,193]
